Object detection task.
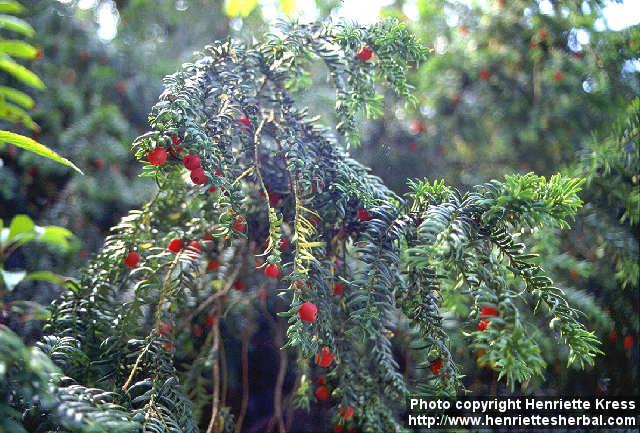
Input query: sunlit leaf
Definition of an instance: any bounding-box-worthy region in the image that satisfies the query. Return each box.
[0,39,37,58]
[0,131,83,174]
[37,225,75,251]
[0,57,44,89]
[0,14,34,37]
[0,268,26,291]
[280,0,296,16]
[7,214,34,242]
[0,85,34,108]
[0,100,37,129]
[224,0,258,17]
[24,270,67,286]
[0,0,24,14]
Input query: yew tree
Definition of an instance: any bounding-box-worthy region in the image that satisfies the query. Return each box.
[3,19,601,433]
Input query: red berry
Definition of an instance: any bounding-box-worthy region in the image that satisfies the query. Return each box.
[124,251,141,269]
[357,209,372,222]
[193,324,203,337]
[167,238,184,253]
[409,119,426,134]
[238,115,251,128]
[93,158,106,170]
[204,315,217,327]
[207,260,220,271]
[264,263,281,279]
[208,185,217,193]
[183,154,201,170]
[188,240,202,253]
[479,68,492,81]
[477,319,490,331]
[159,322,172,337]
[338,406,354,421]
[553,70,564,81]
[190,167,207,185]
[624,335,634,350]
[480,306,498,317]
[315,346,334,368]
[459,25,468,35]
[147,147,168,166]
[268,191,283,206]
[115,80,127,95]
[539,29,549,39]
[334,425,344,433]
[315,385,330,401]
[308,215,321,226]
[333,282,345,296]
[316,375,325,385]
[430,358,443,376]
[279,238,289,251]
[232,216,247,232]
[27,165,39,177]
[233,279,247,291]
[171,135,182,146]
[299,301,318,322]
[608,330,617,343]
[356,46,373,61]
[167,145,183,158]
[257,287,268,301]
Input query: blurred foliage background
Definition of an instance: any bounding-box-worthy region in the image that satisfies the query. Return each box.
[0,0,637,431]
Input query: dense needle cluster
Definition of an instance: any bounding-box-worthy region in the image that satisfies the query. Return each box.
[0,18,602,433]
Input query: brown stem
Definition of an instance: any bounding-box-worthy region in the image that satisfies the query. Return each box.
[272,318,287,433]
[205,310,221,433]
[220,334,228,408]
[176,242,246,333]
[122,253,181,391]
[235,331,251,433]
[284,371,302,431]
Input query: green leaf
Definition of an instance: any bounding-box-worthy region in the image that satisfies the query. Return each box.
[0,14,35,37]
[24,270,67,286]
[0,39,37,58]
[0,268,26,291]
[224,0,258,17]
[8,213,34,242]
[37,225,75,251]
[0,85,34,108]
[280,0,295,15]
[0,57,44,89]
[0,100,37,129]
[0,131,83,174]
[7,300,51,320]
[0,1,24,14]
